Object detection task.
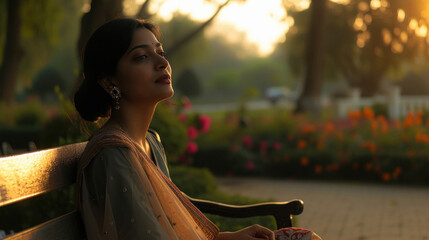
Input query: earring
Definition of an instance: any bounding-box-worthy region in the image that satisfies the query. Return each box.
[110,86,121,110]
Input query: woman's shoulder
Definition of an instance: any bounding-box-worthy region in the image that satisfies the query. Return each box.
[90,146,133,169]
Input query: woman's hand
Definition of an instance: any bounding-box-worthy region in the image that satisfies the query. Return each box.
[216,224,275,240]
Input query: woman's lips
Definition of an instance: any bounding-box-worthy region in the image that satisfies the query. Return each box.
[156,74,171,84]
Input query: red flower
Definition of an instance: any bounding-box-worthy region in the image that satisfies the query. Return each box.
[242,135,253,148]
[273,142,282,150]
[300,157,309,166]
[186,142,198,154]
[187,126,198,139]
[246,161,255,170]
[179,114,187,122]
[198,115,211,133]
[259,141,268,153]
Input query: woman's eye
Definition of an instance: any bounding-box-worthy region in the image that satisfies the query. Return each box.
[135,55,148,61]
[158,51,167,57]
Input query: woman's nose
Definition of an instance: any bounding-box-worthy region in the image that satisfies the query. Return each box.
[156,55,169,71]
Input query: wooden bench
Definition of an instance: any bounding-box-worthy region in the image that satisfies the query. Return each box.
[0,142,304,239]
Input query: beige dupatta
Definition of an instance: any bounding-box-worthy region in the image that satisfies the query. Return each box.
[75,127,219,240]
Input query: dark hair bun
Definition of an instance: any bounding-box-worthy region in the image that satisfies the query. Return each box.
[74,77,111,122]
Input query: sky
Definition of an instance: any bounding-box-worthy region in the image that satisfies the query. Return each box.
[153,0,292,56]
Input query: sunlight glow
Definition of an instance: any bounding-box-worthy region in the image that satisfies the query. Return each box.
[158,0,288,56]
[397,9,405,23]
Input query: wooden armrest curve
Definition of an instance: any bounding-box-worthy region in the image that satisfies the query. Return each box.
[185,193,304,229]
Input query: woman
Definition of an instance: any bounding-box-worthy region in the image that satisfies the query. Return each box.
[74,18,321,240]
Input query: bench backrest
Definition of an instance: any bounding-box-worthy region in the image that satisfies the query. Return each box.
[0,142,88,240]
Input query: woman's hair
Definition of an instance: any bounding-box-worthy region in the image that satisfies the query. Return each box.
[74,18,161,122]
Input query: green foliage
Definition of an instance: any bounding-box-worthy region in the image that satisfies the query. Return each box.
[30,67,65,102]
[13,101,47,126]
[150,102,187,161]
[174,68,202,97]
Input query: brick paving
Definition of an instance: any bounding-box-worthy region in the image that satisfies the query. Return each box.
[216,177,429,240]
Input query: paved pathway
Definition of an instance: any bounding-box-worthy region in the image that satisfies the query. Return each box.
[216,177,429,240]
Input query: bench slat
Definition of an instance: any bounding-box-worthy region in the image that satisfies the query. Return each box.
[0,142,87,207]
[3,210,85,240]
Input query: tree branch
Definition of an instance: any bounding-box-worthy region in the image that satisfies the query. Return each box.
[166,0,231,57]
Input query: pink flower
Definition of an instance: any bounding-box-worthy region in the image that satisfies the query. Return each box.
[198,115,211,133]
[186,142,198,154]
[273,142,282,150]
[184,99,192,109]
[179,114,187,122]
[187,126,198,139]
[242,135,253,148]
[259,141,268,153]
[246,161,255,170]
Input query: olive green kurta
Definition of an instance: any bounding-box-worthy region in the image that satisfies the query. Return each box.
[81,129,171,239]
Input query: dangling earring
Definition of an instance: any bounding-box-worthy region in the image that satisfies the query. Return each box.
[110,86,121,110]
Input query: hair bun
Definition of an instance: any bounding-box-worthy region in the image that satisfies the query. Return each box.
[74,78,111,122]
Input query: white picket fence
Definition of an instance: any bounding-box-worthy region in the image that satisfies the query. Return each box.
[337,87,429,119]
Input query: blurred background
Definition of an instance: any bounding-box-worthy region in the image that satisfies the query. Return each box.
[1,0,429,239]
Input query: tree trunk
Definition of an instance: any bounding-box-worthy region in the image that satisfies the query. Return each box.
[294,0,327,116]
[73,0,123,93]
[77,0,123,63]
[0,0,24,103]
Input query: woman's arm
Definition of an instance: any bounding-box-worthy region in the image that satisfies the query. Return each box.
[216,225,274,240]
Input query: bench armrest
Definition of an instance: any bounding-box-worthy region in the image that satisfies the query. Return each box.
[184,193,304,229]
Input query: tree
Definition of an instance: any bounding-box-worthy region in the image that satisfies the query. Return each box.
[0,0,65,103]
[0,0,23,103]
[286,0,429,101]
[293,0,328,115]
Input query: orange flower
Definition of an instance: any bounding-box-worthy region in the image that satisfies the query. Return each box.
[300,157,309,166]
[415,133,429,143]
[301,124,316,134]
[331,163,340,171]
[392,166,402,178]
[325,122,335,132]
[348,110,362,120]
[382,173,391,182]
[376,115,387,123]
[314,165,323,174]
[316,140,324,150]
[365,162,372,171]
[297,140,307,149]
[363,107,375,120]
[403,113,414,127]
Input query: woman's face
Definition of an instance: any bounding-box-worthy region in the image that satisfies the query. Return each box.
[114,27,173,106]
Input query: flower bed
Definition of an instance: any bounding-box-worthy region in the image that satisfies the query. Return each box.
[187,106,429,185]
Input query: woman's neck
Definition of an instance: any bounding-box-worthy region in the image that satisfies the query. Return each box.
[106,102,157,150]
